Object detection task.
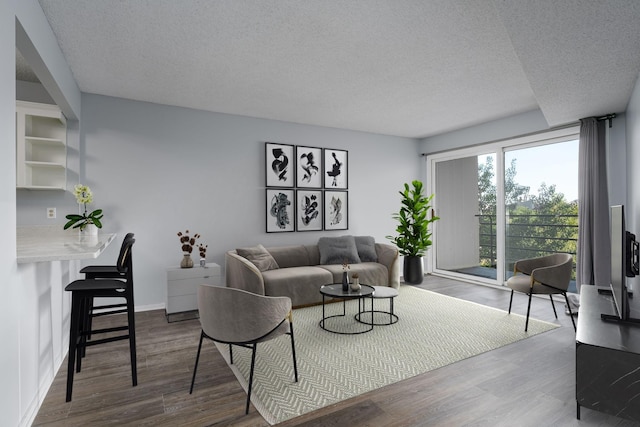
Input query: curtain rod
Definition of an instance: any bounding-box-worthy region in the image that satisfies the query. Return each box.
[597,113,616,128]
[420,121,580,157]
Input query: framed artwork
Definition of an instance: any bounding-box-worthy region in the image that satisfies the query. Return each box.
[265,142,294,187]
[323,148,348,189]
[266,189,295,232]
[324,190,348,230]
[296,145,323,188]
[296,190,322,231]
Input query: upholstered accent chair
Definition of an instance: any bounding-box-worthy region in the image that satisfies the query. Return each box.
[506,253,576,332]
[190,285,298,414]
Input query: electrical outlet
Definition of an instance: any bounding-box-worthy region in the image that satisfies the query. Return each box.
[47,207,56,219]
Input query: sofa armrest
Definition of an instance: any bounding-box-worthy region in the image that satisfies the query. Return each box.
[225,251,266,295]
[375,243,400,289]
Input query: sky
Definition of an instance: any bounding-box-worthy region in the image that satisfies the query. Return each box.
[480,139,579,202]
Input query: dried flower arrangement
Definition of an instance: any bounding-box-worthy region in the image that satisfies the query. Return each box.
[198,244,208,259]
[342,259,351,271]
[177,230,200,254]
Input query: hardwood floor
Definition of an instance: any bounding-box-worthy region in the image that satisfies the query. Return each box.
[34,276,640,426]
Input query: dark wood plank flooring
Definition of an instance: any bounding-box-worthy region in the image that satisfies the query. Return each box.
[33,276,640,426]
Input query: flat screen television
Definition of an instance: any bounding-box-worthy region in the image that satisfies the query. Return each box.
[601,205,640,324]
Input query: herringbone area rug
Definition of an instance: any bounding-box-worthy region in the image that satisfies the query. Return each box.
[215,285,558,424]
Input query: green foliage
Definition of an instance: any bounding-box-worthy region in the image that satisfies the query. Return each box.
[386,180,440,257]
[63,209,104,230]
[478,157,529,215]
[506,184,578,267]
[477,156,577,276]
[64,183,104,231]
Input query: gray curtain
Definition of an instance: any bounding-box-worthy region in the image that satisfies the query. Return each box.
[577,117,610,291]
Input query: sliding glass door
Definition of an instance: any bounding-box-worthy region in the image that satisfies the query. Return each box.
[427,128,579,288]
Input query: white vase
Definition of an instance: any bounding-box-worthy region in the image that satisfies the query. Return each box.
[83,224,99,236]
[351,277,361,291]
[78,224,99,241]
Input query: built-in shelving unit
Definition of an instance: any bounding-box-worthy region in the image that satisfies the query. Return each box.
[16,101,67,190]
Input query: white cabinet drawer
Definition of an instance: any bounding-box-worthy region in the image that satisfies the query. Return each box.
[166,263,221,317]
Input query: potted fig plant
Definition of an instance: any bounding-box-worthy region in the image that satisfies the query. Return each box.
[386,180,439,284]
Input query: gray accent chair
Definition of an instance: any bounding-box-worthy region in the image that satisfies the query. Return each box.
[506,253,576,332]
[189,285,298,414]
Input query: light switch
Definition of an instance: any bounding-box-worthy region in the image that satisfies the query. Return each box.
[47,207,56,219]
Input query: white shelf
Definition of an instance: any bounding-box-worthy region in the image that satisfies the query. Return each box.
[16,101,67,190]
[24,161,65,168]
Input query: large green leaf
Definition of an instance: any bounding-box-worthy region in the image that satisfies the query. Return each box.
[386,180,439,257]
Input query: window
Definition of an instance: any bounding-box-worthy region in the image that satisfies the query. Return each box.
[426,127,579,290]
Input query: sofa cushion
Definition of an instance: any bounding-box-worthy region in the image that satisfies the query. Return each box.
[319,263,389,286]
[318,236,361,265]
[354,235,378,262]
[266,245,310,268]
[236,244,279,272]
[262,266,333,306]
[305,244,321,265]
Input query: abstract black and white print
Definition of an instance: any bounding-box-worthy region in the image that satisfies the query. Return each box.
[323,148,348,189]
[296,146,322,188]
[324,190,348,230]
[266,189,295,232]
[296,190,322,231]
[266,142,294,187]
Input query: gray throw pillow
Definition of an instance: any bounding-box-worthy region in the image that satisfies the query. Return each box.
[318,236,361,265]
[236,244,279,272]
[355,235,378,262]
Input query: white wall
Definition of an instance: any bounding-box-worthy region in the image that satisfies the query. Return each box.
[1,2,20,426]
[7,1,83,426]
[80,94,420,309]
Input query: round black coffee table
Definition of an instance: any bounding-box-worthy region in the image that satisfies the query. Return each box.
[319,284,375,334]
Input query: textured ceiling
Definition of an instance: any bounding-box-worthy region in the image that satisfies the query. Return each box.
[30,0,640,138]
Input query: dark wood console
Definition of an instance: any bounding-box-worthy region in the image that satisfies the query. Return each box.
[576,285,640,421]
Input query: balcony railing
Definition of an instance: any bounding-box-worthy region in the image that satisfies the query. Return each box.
[477,213,578,271]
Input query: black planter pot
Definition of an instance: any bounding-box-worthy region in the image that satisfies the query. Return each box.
[403,256,424,284]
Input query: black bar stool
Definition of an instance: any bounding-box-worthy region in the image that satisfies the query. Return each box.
[64,236,136,402]
[78,233,134,343]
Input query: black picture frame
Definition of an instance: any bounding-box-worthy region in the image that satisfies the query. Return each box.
[265,142,294,187]
[296,190,323,231]
[266,189,295,232]
[323,148,348,189]
[296,145,323,188]
[324,190,348,230]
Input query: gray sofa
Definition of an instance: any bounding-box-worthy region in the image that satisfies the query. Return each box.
[226,236,400,307]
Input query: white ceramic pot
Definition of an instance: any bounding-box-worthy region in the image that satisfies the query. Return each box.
[84,224,99,236]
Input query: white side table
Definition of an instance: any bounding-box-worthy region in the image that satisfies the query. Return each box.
[166,262,221,322]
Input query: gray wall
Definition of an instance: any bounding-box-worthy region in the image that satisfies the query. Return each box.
[77,94,420,309]
[625,75,640,292]
[419,109,549,154]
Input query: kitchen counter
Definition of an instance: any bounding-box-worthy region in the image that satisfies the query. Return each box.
[17,225,116,263]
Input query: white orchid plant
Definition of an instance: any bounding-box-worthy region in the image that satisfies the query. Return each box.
[64,184,104,231]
